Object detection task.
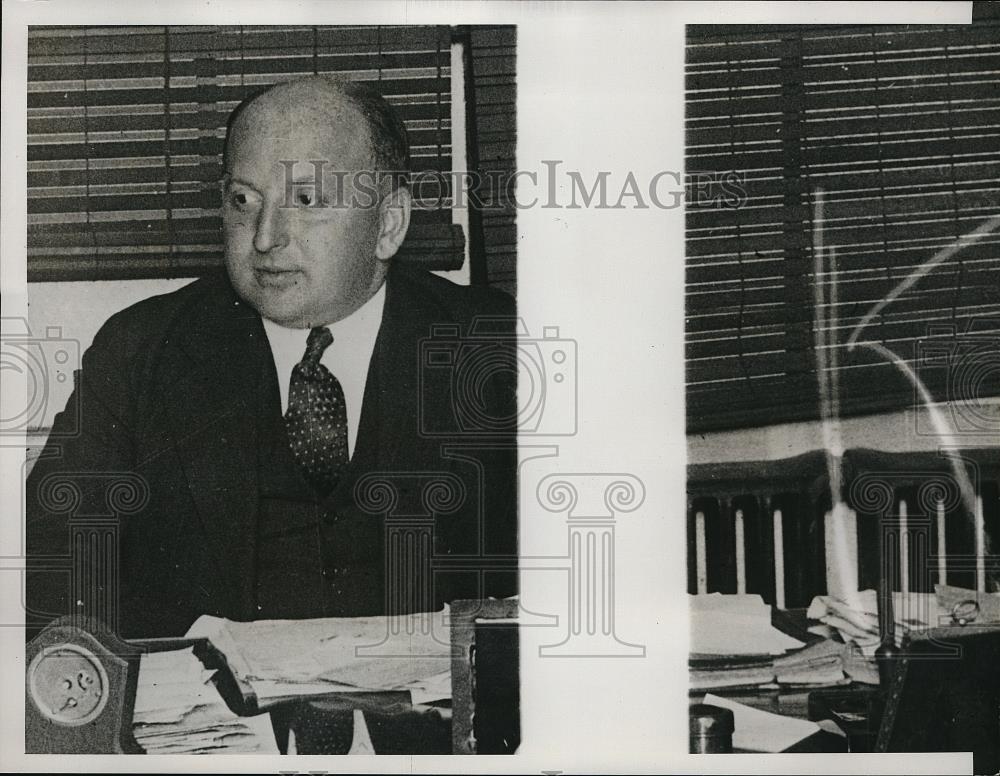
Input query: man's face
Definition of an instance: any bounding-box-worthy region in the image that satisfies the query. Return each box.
[222,94,387,328]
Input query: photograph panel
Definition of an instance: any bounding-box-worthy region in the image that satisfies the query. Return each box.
[685,8,1000,768]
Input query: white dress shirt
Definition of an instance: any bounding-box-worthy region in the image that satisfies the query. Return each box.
[261,283,386,459]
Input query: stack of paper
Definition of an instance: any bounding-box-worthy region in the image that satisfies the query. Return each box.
[773,638,849,687]
[806,590,942,655]
[689,594,805,691]
[689,654,776,691]
[132,647,278,754]
[806,590,940,685]
[690,594,805,657]
[186,610,452,707]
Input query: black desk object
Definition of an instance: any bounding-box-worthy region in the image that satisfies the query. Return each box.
[808,624,1000,771]
[450,598,520,754]
[876,624,1000,773]
[808,686,884,752]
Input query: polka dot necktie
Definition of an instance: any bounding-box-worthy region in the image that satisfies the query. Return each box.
[284,326,349,495]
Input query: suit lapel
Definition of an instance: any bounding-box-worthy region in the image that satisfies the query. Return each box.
[158,278,267,619]
[334,267,447,498]
[154,269,455,618]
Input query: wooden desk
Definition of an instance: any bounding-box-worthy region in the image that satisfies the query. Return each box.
[26,604,520,755]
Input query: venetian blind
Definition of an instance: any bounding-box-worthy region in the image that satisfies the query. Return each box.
[27,25,463,281]
[686,22,1000,433]
[465,25,517,295]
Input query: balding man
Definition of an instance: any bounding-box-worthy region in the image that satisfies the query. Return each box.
[25,77,518,641]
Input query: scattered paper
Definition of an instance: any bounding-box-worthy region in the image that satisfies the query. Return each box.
[132,647,279,754]
[807,590,944,641]
[689,659,776,691]
[841,641,880,685]
[402,669,452,705]
[690,594,804,656]
[187,610,452,706]
[703,692,821,752]
[804,585,1000,685]
[773,638,847,687]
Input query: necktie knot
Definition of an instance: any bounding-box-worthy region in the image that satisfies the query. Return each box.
[303,326,334,364]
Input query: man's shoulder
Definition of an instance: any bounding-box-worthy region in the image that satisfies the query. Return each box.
[91,272,239,351]
[389,265,515,324]
[107,271,233,322]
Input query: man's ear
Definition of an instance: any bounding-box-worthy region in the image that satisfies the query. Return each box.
[375,186,412,261]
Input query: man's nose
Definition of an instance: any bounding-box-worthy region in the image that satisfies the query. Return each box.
[253,200,290,253]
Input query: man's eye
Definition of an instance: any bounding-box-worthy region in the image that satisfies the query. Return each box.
[229,190,251,209]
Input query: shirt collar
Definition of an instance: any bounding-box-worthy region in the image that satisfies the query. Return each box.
[260,282,387,356]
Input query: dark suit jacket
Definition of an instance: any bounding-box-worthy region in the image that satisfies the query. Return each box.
[26,264,517,639]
